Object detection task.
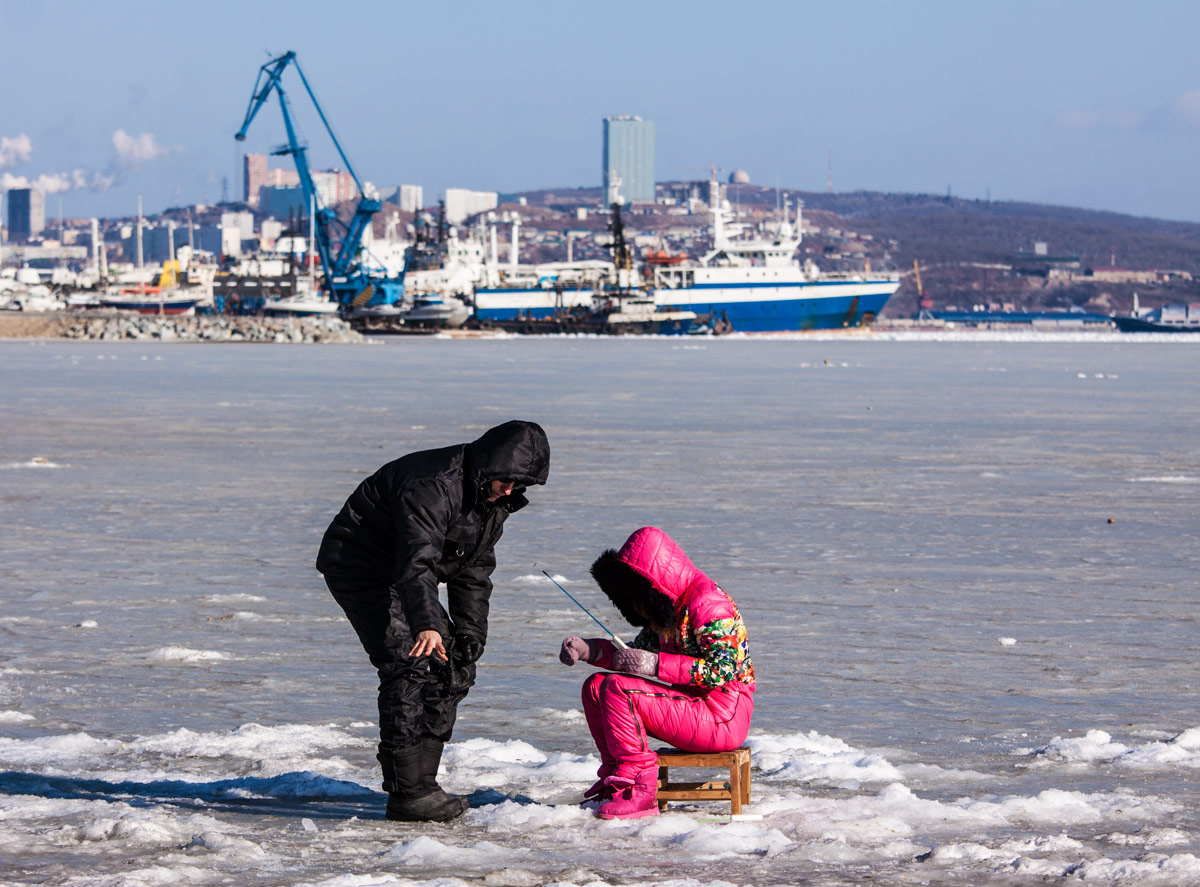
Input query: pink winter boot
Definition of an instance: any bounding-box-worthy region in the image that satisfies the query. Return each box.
[596,769,659,820]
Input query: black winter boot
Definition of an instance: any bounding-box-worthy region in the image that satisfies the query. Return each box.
[419,738,469,818]
[379,745,465,822]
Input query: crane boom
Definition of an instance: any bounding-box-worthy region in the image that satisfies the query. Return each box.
[235,51,401,309]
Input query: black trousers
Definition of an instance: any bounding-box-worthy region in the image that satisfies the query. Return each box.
[326,578,476,752]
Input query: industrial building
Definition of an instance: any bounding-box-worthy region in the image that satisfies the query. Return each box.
[602,116,655,204]
[258,185,307,220]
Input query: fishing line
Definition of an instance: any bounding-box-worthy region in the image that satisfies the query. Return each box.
[536,565,627,649]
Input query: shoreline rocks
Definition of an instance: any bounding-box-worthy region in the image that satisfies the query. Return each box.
[0,310,364,344]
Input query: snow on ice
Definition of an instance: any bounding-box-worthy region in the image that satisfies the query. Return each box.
[511,573,571,585]
[5,337,1200,885]
[3,719,1199,885]
[1023,728,1200,769]
[145,646,231,663]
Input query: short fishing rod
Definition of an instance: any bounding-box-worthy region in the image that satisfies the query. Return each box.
[539,568,627,649]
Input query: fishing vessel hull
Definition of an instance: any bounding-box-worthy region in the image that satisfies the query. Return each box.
[471,286,594,321]
[1111,315,1200,333]
[262,297,339,317]
[99,296,199,315]
[652,279,900,332]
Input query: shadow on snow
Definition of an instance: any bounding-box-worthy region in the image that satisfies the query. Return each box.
[0,771,543,821]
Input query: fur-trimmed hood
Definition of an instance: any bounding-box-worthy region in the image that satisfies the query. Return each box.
[590,527,699,630]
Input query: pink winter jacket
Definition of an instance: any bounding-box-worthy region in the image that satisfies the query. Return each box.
[595,527,755,694]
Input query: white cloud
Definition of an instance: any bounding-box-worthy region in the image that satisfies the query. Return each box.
[1169,89,1200,126]
[0,133,32,168]
[1057,89,1200,132]
[1055,107,1143,130]
[111,129,175,166]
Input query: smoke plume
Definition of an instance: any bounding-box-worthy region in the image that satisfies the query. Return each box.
[0,129,175,195]
[0,133,33,168]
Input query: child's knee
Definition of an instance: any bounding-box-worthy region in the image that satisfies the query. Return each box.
[582,671,607,706]
[597,672,644,702]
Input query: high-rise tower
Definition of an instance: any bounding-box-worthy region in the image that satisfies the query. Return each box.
[243,153,268,206]
[6,188,45,242]
[602,116,655,204]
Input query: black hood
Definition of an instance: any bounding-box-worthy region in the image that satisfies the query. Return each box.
[589,549,676,630]
[464,420,550,492]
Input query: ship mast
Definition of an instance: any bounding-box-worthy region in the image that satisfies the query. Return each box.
[606,170,634,294]
[708,167,726,250]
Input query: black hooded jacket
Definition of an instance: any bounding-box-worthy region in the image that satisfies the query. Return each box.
[316,421,549,646]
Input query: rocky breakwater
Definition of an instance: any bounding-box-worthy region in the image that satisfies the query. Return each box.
[49,311,364,344]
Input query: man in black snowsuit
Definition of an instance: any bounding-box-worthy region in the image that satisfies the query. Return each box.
[316,420,550,822]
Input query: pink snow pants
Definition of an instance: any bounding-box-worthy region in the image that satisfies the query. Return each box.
[582,672,753,780]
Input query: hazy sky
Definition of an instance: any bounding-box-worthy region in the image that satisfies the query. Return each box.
[2,0,1196,222]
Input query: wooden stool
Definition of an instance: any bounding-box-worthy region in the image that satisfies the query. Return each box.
[655,746,751,815]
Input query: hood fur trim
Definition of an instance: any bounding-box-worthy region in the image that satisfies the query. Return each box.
[589,549,676,630]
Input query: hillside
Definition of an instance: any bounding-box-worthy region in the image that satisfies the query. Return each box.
[516,185,1200,318]
[783,190,1200,316]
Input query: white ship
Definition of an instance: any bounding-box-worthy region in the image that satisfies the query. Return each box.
[648,176,901,332]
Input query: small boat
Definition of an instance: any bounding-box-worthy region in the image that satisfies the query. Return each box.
[643,249,688,266]
[100,259,206,315]
[404,294,471,327]
[348,302,406,321]
[599,294,696,335]
[100,285,201,315]
[1,284,64,312]
[65,292,101,308]
[262,280,339,317]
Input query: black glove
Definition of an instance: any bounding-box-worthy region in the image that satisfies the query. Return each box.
[453,633,485,664]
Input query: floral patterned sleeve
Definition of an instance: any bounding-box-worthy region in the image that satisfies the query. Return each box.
[686,617,748,689]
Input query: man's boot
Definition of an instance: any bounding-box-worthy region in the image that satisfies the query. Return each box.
[419,738,469,818]
[379,745,465,822]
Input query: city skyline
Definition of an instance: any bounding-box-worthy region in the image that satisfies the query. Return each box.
[1,0,1197,223]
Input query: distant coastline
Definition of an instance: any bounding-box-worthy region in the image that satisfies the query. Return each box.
[5,310,1200,344]
[0,311,361,343]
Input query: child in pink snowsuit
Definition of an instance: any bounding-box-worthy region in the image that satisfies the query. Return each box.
[559,526,755,820]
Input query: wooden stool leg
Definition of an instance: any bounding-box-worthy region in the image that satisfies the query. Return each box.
[741,753,751,806]
[657,763,668,811]
[729,761,741,815]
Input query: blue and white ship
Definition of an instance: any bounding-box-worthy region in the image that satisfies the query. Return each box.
[472,176,900,332]
[648,182,900,332]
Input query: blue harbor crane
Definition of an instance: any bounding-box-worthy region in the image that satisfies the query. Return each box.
[235,50,404,312]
